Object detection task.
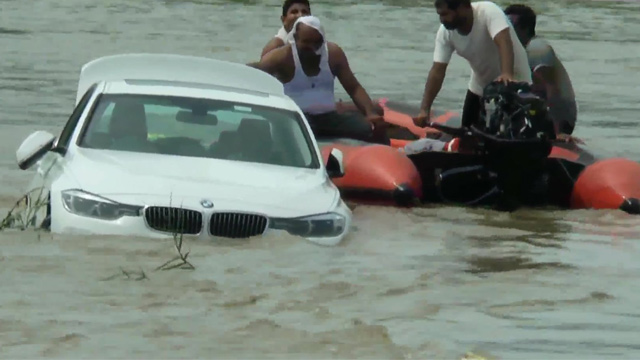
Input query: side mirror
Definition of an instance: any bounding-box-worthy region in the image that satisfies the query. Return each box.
[326,148,345,178]
[16,131,57,170]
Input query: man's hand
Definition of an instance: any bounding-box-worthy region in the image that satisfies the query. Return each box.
[365,113,387,129]
[554,133,584,144]
[412,110,430,128]
[366,113,389,143]
[495,73,515,85]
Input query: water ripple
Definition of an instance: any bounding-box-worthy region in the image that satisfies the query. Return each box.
[0,0,639,359]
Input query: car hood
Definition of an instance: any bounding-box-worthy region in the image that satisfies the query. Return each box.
[63,148,339,217]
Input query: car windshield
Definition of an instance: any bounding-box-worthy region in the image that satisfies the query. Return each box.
[78,93,320,169]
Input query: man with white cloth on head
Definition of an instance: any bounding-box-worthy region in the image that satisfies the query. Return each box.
[248,15,389,145]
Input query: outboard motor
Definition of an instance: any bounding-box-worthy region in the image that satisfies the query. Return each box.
[474,81,556,210]
[481,81,556,141]
[421,81,557,211]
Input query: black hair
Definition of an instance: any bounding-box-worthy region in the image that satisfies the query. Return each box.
[282,0,311,17]
[504,4,536,37]
[433,0,471,10]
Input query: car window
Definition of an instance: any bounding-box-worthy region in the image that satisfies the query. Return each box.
[56,83,97,152]
[78,93,319,169]
[92,102,114,133]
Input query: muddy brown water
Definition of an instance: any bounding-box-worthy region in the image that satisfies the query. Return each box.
[1,0,639,358]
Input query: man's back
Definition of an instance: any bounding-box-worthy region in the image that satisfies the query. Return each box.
[526,38,575,101]
[526,37,577,134]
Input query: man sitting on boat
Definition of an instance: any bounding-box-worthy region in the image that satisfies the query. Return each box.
[505,4,580,142]
[248,15,390,145]
[261,0,311,58]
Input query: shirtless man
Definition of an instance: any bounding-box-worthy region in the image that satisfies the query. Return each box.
[249,15,388,144]
[505,4,578,137]
[261,0,311,58]
[413,0,532,130]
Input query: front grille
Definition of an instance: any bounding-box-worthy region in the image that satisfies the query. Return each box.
[144,206,203,235]
[209,212,268,238]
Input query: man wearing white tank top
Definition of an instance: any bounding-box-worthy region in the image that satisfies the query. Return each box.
[249,16,389,145]
[261,0,311,59]
[413,0,532,132]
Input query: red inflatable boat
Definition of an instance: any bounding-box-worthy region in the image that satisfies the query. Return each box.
[318,138,422,207]
[320,97,640,215]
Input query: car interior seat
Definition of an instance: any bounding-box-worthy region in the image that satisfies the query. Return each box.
[108,100,156,153]
[208,130,242,160]
[236,118,276,164]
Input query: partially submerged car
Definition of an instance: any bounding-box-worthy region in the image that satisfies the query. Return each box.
[15,53,352,246]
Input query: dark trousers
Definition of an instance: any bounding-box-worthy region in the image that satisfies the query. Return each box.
[305,111,391,145]
[461,90,485,129]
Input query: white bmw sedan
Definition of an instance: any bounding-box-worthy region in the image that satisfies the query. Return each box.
[15,53,352,246]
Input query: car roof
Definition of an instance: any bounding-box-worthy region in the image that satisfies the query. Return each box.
[99,79,301,112]
[76,53,287,106]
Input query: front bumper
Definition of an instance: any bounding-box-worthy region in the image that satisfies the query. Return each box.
[50,190,352,246]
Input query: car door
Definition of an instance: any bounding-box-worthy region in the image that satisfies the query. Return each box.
[23,83,102,229]
[29,83,100,190]
[54,83,100,154]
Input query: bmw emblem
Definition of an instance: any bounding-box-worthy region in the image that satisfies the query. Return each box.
[200,199,214,209]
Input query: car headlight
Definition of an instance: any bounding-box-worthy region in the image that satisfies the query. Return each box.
[270,212,346,238]
[61,189,142,220]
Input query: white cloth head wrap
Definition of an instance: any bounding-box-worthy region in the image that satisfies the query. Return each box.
[287,15,326,56]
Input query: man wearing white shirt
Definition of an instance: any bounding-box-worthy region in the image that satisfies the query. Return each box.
[413,0,532,131]
[260,0,311,58]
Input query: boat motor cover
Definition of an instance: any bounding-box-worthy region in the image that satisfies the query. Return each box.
[482,81,557,141]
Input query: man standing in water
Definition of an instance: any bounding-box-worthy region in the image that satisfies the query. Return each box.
[261,0,311,58]
[504,4,578,137]
[413,0,532,130]
[248,16,389,144]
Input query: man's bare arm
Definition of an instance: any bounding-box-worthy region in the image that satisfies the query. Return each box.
[533,65,565,131]
[419,62,448,114]
[533,66,559,98]
[331,44,377,116]
[247,46,288,75]
[493,28,515,78]
[260,38,285,59]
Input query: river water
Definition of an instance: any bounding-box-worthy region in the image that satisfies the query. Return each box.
[1,0,639,359]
